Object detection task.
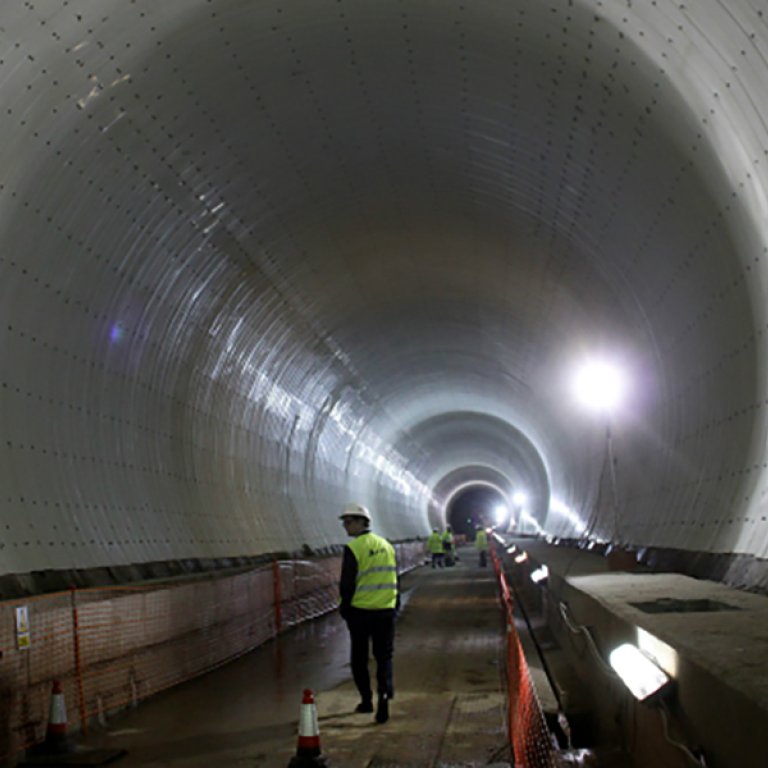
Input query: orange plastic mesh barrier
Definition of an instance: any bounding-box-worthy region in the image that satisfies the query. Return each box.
[491,545,557,768]
[0,542,424,760]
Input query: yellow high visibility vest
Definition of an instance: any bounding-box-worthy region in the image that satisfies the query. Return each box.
[427,531,444,553]
[475,529,488,550]
[347,533,398,610]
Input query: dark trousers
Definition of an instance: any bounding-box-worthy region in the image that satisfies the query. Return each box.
[345,607,396,701]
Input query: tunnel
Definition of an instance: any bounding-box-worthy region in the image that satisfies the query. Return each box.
[1,0,767,765]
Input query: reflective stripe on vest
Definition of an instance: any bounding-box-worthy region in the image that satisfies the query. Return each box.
[347,533,397,610]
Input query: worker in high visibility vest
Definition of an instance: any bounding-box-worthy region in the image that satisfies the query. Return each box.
[426,528,445,568]
[475,526,489,567]
[442,526,456,567]
[339,503,399,724]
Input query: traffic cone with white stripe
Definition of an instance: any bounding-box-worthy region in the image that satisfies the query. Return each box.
[288,689,329,767]
[21,680,130,767]
[42,680,74,753]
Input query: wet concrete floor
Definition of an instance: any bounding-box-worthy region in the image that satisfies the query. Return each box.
[80,547,509,767]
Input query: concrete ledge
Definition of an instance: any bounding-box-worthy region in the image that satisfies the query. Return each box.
[503,538,768,768]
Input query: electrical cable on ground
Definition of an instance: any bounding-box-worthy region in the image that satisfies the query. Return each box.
[658,701,708,767]
[558,601,617,678]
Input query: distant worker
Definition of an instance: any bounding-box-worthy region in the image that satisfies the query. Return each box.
[475,526,488,567]
[426,527,445,568]
[442,525,456,567]
[338,503,399,724]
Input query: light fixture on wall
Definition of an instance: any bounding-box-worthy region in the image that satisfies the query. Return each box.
[609,643,672,702]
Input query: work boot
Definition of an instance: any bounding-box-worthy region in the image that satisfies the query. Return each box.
[355,699,373,713]
[375,693,389,724]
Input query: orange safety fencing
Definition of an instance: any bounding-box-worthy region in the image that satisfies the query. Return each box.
[0,542,424,760]
[490,544,556,768]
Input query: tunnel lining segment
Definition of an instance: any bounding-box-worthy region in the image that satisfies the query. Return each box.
[0,0,767,588]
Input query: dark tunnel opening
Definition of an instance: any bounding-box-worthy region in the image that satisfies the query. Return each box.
[447,485,509,538]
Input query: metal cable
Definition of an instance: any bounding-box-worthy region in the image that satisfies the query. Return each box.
[658,701,708,767]
[557,600,617,678]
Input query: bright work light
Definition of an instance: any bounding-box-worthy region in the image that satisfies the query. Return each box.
[572,359,626,414]
[609,643,671,702]
[530,565,549,584]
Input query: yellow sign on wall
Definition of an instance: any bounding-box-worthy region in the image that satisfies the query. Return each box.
[15,606,31,650]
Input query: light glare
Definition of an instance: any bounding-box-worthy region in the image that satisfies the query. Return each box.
[530,565,549,584]
[573,360,626,413]
[609,643,670,701]
[637,629,678,678]
[519,510,543,534]
[550,498,587,535]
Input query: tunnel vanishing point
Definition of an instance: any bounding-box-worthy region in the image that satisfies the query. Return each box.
[1,2,768,596]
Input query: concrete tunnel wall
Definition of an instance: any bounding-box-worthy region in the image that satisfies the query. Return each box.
[1,0,768,590]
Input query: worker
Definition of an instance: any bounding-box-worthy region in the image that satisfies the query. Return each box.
[475,525,488,567]
[426,527,445,568]
[338,502,399,724]
[442,525,456,567]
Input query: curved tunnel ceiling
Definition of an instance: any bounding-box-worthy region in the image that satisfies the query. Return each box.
[1,1,768,581]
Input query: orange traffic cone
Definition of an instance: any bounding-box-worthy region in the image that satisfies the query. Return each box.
[26,680,75,758]
[20,681,128,767]
[288,689,329,767]
[43,680,74,753]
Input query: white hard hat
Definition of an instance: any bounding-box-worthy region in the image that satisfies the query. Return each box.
[340,503,372,522]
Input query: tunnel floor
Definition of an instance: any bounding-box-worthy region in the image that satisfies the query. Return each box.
[74,546,509,767]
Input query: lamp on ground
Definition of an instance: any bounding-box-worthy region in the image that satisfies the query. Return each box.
[609,643,672,702]
[530,565,549,584]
